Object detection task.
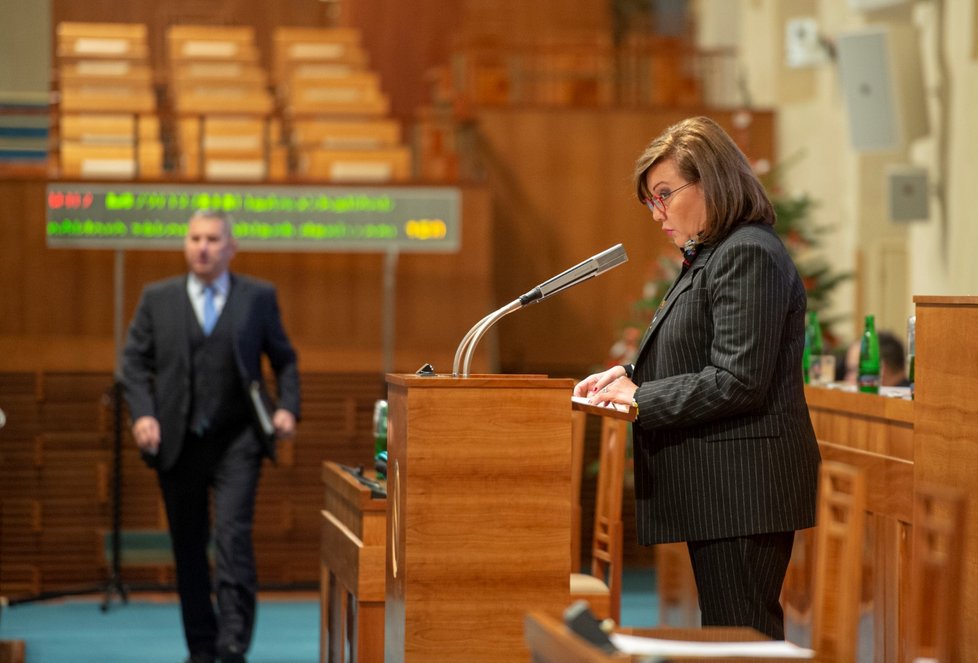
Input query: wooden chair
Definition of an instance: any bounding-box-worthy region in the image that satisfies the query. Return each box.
[531,461,866,662]
[290,118,401,151]
[166,25,259,64]
[907,483,967,663]
[59,142,163,178]
[809,460,866,663]
[170,61,269,87]
[56,22,148,61]
[285,77,391,117]
[59,113,159,144]
[0,640,26,663]
[272,26,368,84]
[654,542,699,627]
[59,61,154,87]
[570,416,628,624]
[300,147,411,182]
[59,83,156,114]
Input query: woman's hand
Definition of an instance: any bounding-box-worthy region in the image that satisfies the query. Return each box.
[574,366,637,407]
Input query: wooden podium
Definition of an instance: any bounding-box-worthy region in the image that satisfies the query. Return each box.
[384,374,573,663]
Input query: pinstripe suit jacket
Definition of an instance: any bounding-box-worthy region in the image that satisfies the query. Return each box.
[631,223,820,545]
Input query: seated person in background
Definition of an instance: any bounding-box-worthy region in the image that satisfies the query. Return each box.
[842,330,910,387]
[878,330,911,387]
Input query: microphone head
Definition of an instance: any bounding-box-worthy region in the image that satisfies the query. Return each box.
[531,244,629,303]
[593,243,628,274]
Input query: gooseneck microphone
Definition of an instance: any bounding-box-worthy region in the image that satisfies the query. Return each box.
[517,243,628,306]
[452,244,628,377]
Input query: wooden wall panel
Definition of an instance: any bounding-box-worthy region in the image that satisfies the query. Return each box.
[0,370,385,599]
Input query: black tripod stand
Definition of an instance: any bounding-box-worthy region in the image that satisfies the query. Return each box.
[100,379,129,611]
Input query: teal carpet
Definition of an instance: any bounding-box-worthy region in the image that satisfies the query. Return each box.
[0,570,658,663]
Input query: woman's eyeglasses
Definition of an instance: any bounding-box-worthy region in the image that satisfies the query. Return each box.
[643,181,697,214]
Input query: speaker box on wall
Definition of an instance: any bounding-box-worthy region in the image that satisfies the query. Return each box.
[836,25,929,152]
[887,165,929,222]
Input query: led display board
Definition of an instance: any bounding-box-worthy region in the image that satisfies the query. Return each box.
[46,182,461,252]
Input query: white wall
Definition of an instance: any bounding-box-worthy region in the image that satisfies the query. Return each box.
[702,0,978,344]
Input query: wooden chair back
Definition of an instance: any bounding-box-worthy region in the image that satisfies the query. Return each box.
[272,26,368,83]
[907,483,967,663]
[570,415,627,624]
[524,611,625,663]
[301,147,411,182]
[56,22,148,61]
[654,541,699,627]
[166,25,259,63]
[290,119,401,150]
[811,460,867,663]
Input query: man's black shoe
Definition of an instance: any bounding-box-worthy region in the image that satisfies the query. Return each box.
[219,645,247,663]
[184,653,215,663]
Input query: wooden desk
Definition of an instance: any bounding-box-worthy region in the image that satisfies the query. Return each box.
[526,611,805,662]
[320,461,386,663]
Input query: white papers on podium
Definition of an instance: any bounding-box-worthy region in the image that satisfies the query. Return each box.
[571,395,631,413]
[570,396,637,421]
[610,632,814,658]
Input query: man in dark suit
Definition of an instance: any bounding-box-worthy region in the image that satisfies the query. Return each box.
[576,117,820,640]
[122,210,300,663]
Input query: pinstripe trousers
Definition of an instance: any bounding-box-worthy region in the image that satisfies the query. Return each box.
[686,531,795,640]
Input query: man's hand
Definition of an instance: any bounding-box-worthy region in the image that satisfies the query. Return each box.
[132,416,161,455]
[272,408,297,439]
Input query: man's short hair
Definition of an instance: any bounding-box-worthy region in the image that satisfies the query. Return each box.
[878,330,906,373]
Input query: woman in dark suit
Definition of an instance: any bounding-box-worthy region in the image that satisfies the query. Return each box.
[574,116,821,640]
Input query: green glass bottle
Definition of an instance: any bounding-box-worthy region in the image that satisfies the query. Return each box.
[858,314,881,394]
[802,323,812,385]
[372,399,388,478]
[804,311,823,384]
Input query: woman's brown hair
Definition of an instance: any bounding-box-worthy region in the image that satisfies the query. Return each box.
[634,116,774,246]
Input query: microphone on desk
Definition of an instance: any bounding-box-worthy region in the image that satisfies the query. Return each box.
[452,244,628,376]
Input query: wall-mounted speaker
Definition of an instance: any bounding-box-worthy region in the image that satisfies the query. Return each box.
[836,25,929,152]
[887,165,929,222]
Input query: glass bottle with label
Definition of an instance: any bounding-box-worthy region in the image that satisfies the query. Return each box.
[372,399,388,478]
[858,314,881,394]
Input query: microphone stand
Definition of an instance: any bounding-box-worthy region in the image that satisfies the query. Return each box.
[102,249,129,611]
[452,300,522,377]
[452,244,627,377]
[100,377,130,611]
